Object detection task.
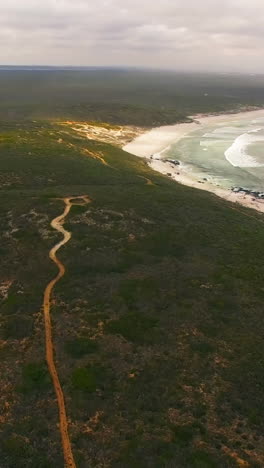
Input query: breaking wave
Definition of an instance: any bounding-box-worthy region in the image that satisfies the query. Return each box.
[224,129,264,167]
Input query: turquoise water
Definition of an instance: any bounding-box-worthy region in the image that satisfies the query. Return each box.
[165,116,264,191]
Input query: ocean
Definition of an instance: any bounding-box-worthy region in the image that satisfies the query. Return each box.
[164,115,264,192]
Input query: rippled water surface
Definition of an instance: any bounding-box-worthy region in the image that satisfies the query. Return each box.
[166,116,264,191]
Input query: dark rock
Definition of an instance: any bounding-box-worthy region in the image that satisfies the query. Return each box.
[165,159,180,166]
[232,186,264,198]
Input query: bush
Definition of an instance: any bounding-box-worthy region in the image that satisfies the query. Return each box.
[71,204,88,215]
[71,367,97,392]
[1,434,51,467]
[172,424,195,445]
[105,312,158,343]
[190,340,215,355]
[1,293,23,315]
[2,435,31,458]
[119,278,158,307]
[4,316,33,339]
[65,337,98,358]
[190,449,218,468]
[19,362,51,393]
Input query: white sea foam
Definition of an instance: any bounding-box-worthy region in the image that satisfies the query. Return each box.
[202,132,229,139]
[200,139,223,147]
[202,127,242,140]
[211,126,241,134]
[225,129,264,167]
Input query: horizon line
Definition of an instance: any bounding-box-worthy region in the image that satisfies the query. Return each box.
[0,65,264,76]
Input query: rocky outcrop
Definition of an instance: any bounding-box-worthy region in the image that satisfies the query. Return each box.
[232,187,264,198]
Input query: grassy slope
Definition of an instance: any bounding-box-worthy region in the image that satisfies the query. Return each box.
[0,121,264,467]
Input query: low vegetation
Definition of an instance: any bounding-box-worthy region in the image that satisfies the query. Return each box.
[1,70,264,466]
[1,69,264,126]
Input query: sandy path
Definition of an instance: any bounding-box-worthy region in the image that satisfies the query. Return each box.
[43,196,90,468]
[138,175,155,186]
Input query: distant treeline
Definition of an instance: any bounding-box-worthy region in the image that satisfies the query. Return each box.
[1,69,264,126]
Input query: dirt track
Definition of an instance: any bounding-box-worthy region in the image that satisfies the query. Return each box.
[43,196,90,468]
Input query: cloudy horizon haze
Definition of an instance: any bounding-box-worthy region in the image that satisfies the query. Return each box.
[1,0,264,73]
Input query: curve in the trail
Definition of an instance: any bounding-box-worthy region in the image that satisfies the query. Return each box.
[138,175,155,186]
[43,196,90,468]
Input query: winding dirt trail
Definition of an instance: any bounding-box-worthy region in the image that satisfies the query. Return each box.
[138,175,155,186]
[43,195,90,468]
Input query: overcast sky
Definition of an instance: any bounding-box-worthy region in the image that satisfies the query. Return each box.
[1,0,264,72]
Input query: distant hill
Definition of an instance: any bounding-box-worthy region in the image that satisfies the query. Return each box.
[0,68,264,126]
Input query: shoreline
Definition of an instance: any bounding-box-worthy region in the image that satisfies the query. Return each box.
[123,109,264,214]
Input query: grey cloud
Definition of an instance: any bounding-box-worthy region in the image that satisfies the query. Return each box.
[0,0,264,71]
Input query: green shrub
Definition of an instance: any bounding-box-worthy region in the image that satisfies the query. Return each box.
[117,437,176,467]
[119,278,157,307]
[192,404,207,418]
[1,434,51,467]
[190,449,218,468]
[71,367,97,392]
[65,337,98,358]
[190,340,215,355]
[2,435,31,458]
[19,362,51,393]
[71,204,88,215]
[1,293,22,315]
[105,312,157,343]
[3,316,33,339]
[172,424,195,445]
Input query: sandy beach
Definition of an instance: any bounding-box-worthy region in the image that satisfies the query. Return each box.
[123,109,264,214]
